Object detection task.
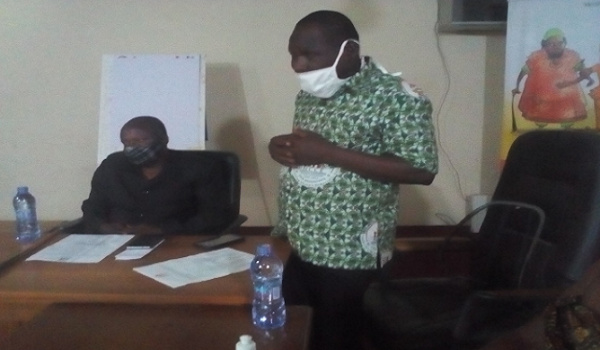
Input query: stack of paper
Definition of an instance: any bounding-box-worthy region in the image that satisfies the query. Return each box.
[26,234,133,263]
[133,248,254,288]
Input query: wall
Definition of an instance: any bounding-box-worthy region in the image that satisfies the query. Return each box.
[0,0,505,226]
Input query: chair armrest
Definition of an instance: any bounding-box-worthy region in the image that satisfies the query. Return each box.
[55,217,85,234]
[475,288,564,300]
[219,214,248,235]
[395,236,472,252]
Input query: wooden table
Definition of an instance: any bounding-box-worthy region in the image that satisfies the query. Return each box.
[0,221,470,346]
[0,221,62,270]
[0,234,290,305]
[0,303,312,350]
[0,232,291,339]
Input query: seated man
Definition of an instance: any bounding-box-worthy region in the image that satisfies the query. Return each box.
[81,116,233,235]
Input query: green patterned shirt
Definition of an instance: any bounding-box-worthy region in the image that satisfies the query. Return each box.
[272,57,438,269]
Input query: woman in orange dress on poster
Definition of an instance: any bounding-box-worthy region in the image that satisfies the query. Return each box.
[512,28,588,127]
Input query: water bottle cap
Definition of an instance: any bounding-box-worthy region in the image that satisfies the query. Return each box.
[17,186,29,193]
[256,243,272,256]
[239,335,252,344]
[236,334,256,350]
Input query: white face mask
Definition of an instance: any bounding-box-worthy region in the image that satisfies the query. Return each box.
[296,39,359,98]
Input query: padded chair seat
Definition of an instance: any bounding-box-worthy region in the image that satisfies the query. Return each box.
[364,277,554,350]
[452,290,554,345]
[364,277,471,350]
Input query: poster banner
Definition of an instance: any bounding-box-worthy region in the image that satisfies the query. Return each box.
[502,0,600,159]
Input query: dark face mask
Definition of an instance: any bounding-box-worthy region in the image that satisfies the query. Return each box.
[123,141,165,166]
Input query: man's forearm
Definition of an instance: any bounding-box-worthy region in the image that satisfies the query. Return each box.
[324,145,435,184]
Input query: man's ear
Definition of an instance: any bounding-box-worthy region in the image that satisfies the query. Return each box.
[345,40,360,56]
[161,136,169,146]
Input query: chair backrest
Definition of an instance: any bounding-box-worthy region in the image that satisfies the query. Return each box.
[185,150,242,229]
[471,130,600,290]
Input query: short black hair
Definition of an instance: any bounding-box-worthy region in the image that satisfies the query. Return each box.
[296,10,359,47]
[122,116,168,142]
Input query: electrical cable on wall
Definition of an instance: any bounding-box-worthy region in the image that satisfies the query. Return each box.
[434,3,468,205]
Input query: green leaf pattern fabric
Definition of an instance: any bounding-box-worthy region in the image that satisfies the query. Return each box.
[272,57,438,269]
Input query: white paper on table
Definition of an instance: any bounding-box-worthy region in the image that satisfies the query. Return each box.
[133,248,255,288]
[26,234,134,263]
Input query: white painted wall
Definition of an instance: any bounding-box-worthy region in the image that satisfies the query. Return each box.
[0,1,504,226]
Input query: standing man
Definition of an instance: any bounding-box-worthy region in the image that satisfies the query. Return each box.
[269,10,438,350]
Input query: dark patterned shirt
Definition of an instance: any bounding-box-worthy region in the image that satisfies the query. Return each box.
[273,57,438,269]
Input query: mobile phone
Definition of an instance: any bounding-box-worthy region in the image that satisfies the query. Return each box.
[195,233,244,250]
[126,235,165,250]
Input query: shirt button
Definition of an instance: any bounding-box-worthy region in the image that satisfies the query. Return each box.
[143,190,150,195]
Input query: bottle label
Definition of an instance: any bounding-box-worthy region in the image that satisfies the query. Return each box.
[272,286,281,300]
[257,284,281,301]
[16,209,36,223]
[16,209,27,221]
[15,208,38,232]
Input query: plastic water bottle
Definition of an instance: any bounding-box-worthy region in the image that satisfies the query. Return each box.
[250,243,286,329]
[13,186,41,243]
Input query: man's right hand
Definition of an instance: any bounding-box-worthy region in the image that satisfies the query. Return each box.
[269,134,296,167]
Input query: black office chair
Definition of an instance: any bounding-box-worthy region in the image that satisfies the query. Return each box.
[363,130,600,350]
[192,150,247,234]
[59,150,246,235]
